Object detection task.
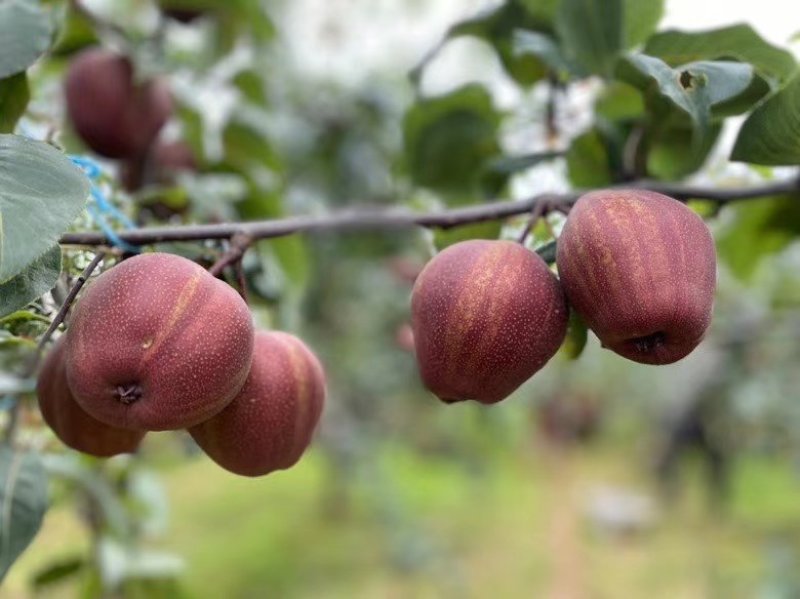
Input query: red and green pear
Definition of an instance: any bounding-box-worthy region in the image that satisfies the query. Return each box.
[411,239,568,404]
[37,337,144,457]
[556,189,716,365]
[65,253,254,431]
[189,331,326,477]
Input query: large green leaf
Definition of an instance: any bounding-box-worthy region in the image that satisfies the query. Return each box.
[0,447,47,581]
[0,245,61,318]
[623,0,664,48]
[716,196,800,281]
[644,25,797,86]
[619,55,753,132]
[404,85,501,201]
[731,74,800,166]
[555,0,623,77]
[0,0,52,79]
[566,129,613,187]
[0,74,29,134]
[647,124,722,180]
[0,135,89,283]
[595,81,645,122]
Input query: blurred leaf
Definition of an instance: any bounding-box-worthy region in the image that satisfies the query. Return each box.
[414,1,553,86]
[618,56,753,133]
[0,0,52,79]
[404,85,501,202]
[32,556,86,588]
[536,239,557,264]
[732,74,800,166]
[716,195,800,280]
[644,25,797,86]
[623,0,664,48]
[595,81,645,121]
[566,129,613,188]
[560,310,588,360]
[0,447,47,581]
[647,124,721,180]
[513,30,581,78]
[49,4,98,56]
[40,454,130,537]
[0,311,49,327]
[486,151,563,176]
[0,245,60,318]
[0,135,88,283]
[433,221,502,251]
[0,73,29,134]
[98,538,184,589]
[555,0,622,77]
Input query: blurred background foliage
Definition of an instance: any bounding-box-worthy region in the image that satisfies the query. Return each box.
[3,0,800,597]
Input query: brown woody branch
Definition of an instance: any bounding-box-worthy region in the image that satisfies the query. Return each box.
[58,178,800,248]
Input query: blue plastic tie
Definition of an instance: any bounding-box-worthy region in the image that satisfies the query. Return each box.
[69,156,141,254]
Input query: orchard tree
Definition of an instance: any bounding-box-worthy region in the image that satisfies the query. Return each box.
[0,0,799,594]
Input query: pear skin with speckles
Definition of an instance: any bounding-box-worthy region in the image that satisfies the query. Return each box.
[37,337,145,457]
[556,189,716,365]
[189,331,326,477]
[411,240,568,405]
[65,253,254,431]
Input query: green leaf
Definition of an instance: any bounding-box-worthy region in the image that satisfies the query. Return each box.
[619,55,753,133]
[412,2,553,86]
[433,221,502,251]
[32,556,86,588]
[555,0,623,77]
[0,0,53,79]
[566,129,613,188]
[404,85,501,201]
[0,245,60,318]
[623,0,664,48]
[595,81,645,121]
[0,135,89,283]
[731,74,800,166]
[644,25,797,86]
[485,151,564,176]
[0,447,47,581]
[0,74,29,134]
[647,124,722,180]
[716,196,800,280]
[560,310,588,360]
[513,30,581,77]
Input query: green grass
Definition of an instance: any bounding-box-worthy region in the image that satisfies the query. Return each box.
[6,439,800,598]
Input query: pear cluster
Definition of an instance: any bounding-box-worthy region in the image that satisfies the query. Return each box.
[411,189,717,405]
[36,253,326,477]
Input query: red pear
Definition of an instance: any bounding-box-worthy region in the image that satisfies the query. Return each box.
[37,338,144,457]
[189,331,326,477]
[65,253,254,431]
[556,189,716,364]
[64,49,173,159]
[411,240,568,404]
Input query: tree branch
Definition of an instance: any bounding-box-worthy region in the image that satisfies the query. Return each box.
[58,178,800,247]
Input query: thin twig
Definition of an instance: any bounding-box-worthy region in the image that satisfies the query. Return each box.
[207,233,253,277]
[57,177,800,248]
[517,200,551,245]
